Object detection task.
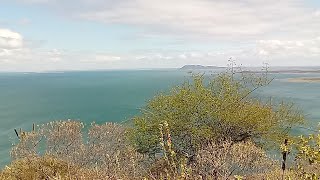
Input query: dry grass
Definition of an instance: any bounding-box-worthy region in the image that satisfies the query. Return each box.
[1,120,285,180]
[191,140,275,179]
[7,120,147,179]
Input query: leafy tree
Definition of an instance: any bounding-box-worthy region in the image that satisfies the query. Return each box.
[129,69,304,159]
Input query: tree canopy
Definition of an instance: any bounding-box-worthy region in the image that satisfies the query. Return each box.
[129,71,305,158]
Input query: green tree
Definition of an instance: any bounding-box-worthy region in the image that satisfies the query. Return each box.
[129,70,304,159]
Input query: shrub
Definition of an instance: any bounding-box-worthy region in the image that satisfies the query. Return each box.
[192,140,275,179]
[286,131,320,179]
[129,71,304,159]
[8,120,146,179]
[0,155,87,179]
[252,130,320,180]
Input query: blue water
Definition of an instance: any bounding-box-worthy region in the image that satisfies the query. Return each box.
[0,70,319,166]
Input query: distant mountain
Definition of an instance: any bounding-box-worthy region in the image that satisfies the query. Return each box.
[180,65,225,70]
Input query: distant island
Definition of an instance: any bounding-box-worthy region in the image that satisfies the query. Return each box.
[180,65,225,70]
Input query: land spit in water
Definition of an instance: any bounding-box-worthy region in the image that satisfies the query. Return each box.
[286,77,320,83]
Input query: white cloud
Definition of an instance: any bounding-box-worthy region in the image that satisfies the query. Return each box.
[1,1,320,69]
[12,0,320,40]
[0,27,319,70]
[257,38,320,57]
[178,54,187,59]
[0,29,24,49]
[76,0,297,38]
[314,10,320,17]
[90,54,121,62]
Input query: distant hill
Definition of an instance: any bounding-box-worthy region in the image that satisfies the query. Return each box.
[180,65,225,70]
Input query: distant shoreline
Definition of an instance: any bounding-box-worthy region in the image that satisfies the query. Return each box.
[180,65,320,74]
[285,77,320,83]
[241,70,320,74]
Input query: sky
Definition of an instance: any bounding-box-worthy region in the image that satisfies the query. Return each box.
[0,0,320,71]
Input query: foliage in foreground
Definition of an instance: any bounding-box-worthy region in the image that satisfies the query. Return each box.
[3,121,145,180]
[3,120,320,180]
[129,72,304,159]
[249,129,320,180]
[1,120,275,180]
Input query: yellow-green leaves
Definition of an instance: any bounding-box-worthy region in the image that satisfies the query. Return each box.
[130,72,304,157]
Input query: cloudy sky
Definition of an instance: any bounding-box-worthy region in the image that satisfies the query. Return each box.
[0,0,320,71]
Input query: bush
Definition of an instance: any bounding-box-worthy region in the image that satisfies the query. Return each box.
[2,119,279,180]
[8,120,146,179]
[285,130,320,179]
[129,72,304,159]
[192,140,275,179]
[0,155,87,179]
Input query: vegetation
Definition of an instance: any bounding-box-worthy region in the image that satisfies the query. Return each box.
[4,121,145,179]
[129,70,304,159]
[1,66,318,180]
